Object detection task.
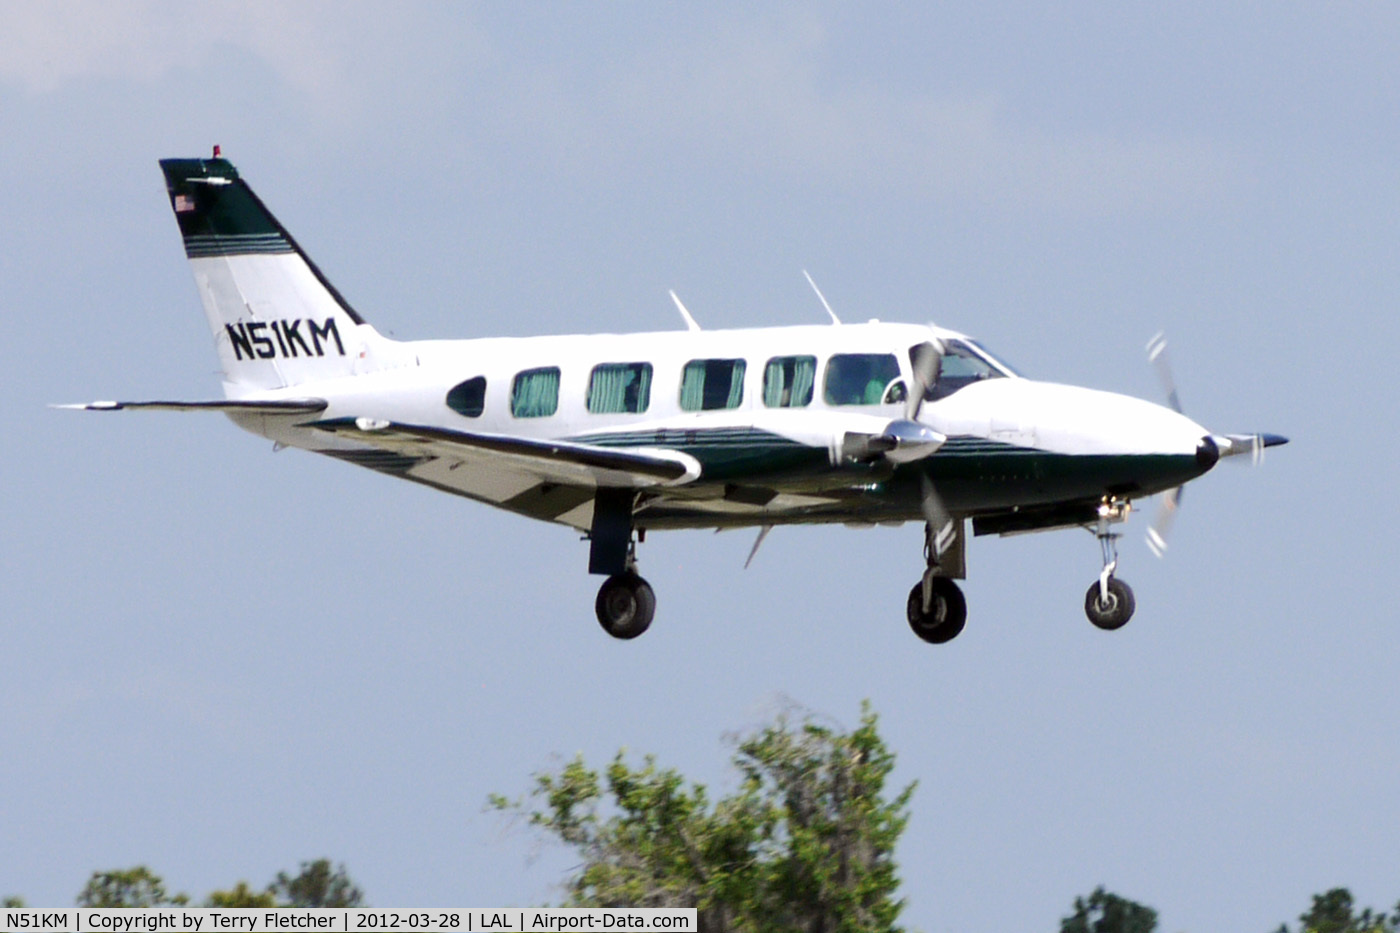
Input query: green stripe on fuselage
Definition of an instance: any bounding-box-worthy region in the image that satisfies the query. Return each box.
[570,427,825,481]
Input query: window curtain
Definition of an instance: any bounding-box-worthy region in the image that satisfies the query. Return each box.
[763,356,814,407]
[590,363,651,413]
[633,364,652,412]
[589,365,626,413]
[724,360,746,409]
[680,361,706,411]
[763,359,786,407]
[790,357,815,406]
[512,368,559,417]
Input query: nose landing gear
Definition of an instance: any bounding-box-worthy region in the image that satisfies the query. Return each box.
[907,520,968,643]
[907,576,967,643]
[1085,497,1135,630]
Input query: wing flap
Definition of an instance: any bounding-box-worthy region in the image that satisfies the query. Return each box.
[310,418,701,489]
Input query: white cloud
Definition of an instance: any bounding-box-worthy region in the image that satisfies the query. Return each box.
[0,4,1240,214]
[0,1,350,105]
[577,22,1242,214]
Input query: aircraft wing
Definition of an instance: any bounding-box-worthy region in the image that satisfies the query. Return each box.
[54,398,329,414]
[310,418,701,490]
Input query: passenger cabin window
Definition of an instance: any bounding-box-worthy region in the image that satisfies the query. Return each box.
[680,358,746,411]
[511,366,560,418]
[445,376,487,417]
[823,353,901,406]
[588,362,652,414]
[762,355,816,408]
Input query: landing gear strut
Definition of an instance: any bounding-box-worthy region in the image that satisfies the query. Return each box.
[1085,497,1135,630]
[907,520,967,643]
[589,492,656,639]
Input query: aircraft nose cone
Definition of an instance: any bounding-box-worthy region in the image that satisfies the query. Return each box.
[1196,436,1220,471]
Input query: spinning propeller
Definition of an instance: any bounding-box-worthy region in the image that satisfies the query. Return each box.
[751,332,959,569]
[1144,331,1287,557]
[905,337,957,560]
[836,335,957,556]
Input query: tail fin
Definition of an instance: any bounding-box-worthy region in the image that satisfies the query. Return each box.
[161,153,404,391]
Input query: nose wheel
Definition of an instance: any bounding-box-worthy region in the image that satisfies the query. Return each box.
[906,520,968,643]
[1086,497,1136,630]
[1085,576,1135,630]
[907,573,967,643]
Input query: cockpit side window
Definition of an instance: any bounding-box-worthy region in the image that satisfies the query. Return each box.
[824,353,902,406]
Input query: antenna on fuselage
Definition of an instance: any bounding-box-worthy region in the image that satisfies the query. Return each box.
[802,270,842,325]
[669,290,701,331]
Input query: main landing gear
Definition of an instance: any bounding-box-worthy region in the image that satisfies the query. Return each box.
[589,491,656,639]
[1085,497,1135,630]
[907,520,968,643]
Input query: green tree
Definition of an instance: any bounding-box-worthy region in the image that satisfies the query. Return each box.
[76,867,188,907]
[204,881,277,908]
[3,896,25,908]
[493,701,913,933]
[1276,889,1400,933]
[268,859,364,908]
[1060,887,1158,933]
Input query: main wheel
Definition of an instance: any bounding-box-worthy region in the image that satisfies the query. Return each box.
[596,572,656,639]
[1084,577,1135,630]
[906,578,967,644]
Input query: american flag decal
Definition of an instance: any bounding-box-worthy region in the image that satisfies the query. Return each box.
[174,194,195,213]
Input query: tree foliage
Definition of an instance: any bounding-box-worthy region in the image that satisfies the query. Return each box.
[204,881,277,908]
[1060,887,1158,933]
[493,701,913,933]
[76,867,188,908]
[70,860,361,909]
[1276,888,1400,933]
[269,860,364,908]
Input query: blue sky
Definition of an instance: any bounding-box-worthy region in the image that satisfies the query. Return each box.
[3,4,1396,930]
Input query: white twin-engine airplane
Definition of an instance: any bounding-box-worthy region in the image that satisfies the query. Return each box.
[65,152,1286,642]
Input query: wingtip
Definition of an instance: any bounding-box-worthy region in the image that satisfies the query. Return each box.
[50,401,119,410]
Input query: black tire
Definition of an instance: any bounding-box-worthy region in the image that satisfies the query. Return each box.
[595,572,656,639]
[906,578,968,644]
[1084,577,1135,630]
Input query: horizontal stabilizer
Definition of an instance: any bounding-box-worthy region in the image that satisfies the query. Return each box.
[310,418,701,488]
[53,398,328,414]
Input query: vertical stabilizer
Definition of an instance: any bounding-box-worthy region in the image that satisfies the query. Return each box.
[160,154,402,391]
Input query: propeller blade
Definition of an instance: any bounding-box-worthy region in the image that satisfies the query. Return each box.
[920,473,956,558]
[906,338,943,422]
[1146,331,1183,414]
[1145,486,1182,558]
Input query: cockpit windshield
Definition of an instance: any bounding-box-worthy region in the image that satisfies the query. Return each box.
[909,338,1021,401]
[951,339,1020,378]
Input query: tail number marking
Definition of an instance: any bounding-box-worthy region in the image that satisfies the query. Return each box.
[225,318,345,360]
